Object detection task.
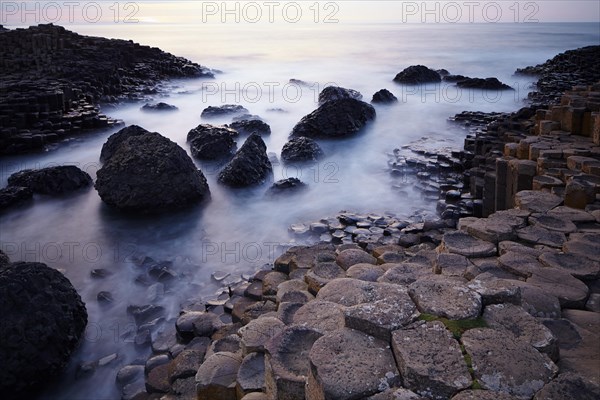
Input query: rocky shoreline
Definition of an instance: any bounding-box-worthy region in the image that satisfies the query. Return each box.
[107,48,599,400]
[0,24,213,154]
[0,27,599,400]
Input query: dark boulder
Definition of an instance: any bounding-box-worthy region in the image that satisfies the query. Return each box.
[141,102,178,112]
[227,119,271,136]
[456,77,514,90]
[0,186,33,211]
[267,178,307,196]
[0,262,87,398]
[393,65,441,84]
[186,124,237,160]
[8,166,92,195]
[443,74,470,82]
[318,86,363,106]
[95,131,210,213]
[290,98,376,139]
[281,137,324,163]
[371,89,398,104]
[201,105,249,118]
[218,134,272,187]
[100,125,150,162]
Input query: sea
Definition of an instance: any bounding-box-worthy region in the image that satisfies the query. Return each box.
[0,4,599,398]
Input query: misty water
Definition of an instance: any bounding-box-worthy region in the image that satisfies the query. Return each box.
[1,20,599,399]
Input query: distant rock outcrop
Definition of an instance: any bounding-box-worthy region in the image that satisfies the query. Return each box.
[0,24,213,155]
[393,65,442,84]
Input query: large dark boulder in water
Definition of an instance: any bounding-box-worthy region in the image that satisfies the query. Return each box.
[290,98,376,139]
[318,86,363,106]
[393,65,441,84]
[456,77,514,90]
[187,124,237,160]
[100,125,150,162]
[0,262,87,399]
[281,137,324,163]
[0,186,33,211]
[201,104,249,118]
[96,131,209,213]
[218,134,272,187]
[7,166,92,195]
[371,89,398,104]
[227,119,271,136]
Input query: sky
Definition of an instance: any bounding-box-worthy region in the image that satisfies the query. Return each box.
[1,1,599,26]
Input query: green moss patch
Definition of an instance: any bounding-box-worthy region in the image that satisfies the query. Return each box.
[418,313,487,340]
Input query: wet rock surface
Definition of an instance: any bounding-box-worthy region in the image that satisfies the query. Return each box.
[290,97,376,139]
[201,104,248,118]
[0,185,33,211]
[228,119,271,136]
[186,123,237,160]
[0,262,88,398]
[218,134,272,187]
[318,86,363,105]
[7,165,92,195]
[393,65,441,84]
[281,136,324,163]
[372,89,398,104]
[96,130,210,213]
[141,102,178,112]
[456,77,513,90]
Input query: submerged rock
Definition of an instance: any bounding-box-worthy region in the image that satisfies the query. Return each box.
[456,77,513,90]
[267,178,307,196]
[290,98,376,139]
[96,131,210,213]
[218,134,272,187]
[0,262,88,398]
[141,102,178,112]
[201,104,249,118]
[8,166,92,195]
[0,186,33,211]
[393,65,441,84]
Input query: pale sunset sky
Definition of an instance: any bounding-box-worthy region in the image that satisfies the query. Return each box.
[1,1,600,26]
